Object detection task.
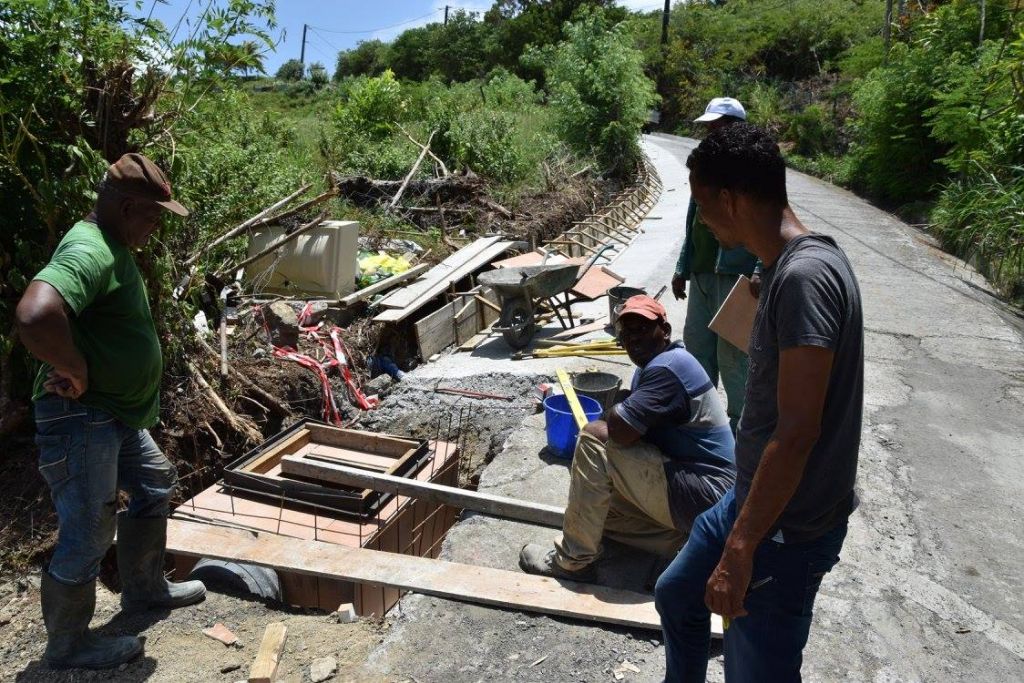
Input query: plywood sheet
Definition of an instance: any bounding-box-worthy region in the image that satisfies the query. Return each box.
[570,265,624,301]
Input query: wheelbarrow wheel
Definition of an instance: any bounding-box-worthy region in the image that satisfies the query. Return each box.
[500,297,535,349]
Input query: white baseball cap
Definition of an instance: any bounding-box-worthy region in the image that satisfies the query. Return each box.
[693,97,747,123]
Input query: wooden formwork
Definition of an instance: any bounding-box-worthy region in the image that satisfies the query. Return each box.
[547,155,662,261]
[169,440,460,616]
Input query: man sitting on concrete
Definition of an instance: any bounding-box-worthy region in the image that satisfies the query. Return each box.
[519,295,736,581]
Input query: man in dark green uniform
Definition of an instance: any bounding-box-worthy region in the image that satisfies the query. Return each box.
[16,153,206,670]
[671,98,759,432]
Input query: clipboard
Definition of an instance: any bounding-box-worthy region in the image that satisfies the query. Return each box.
[708,275,758,353]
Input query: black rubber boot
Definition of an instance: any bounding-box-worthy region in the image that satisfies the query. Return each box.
[116,516,206,612]
[41,572,142,670]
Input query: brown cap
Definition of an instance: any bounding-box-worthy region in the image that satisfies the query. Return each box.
[104,153,189,216]
[618,294,667,323]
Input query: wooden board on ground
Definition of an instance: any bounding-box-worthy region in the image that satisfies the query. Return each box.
[376,237,502,310]
[279,455,565,528]
[550,317,609,340]
[165,518,663,631]
[249,622,287,683]
[373,238,514,323]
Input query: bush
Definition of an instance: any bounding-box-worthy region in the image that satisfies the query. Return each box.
[276,58,305,81]
[442,110,532,183]
[932,163,1024,299]
[785,104,837,157]
[308,62,329,89]
[537,7,657,177]
[334,40,391,80]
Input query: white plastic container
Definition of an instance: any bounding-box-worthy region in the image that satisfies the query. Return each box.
[245,220,359,298]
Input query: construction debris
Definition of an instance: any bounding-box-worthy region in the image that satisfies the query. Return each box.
[309,656,337,683]
[333,603,357,624]
[249,622,288,683]
[263,302,299,349]
[203,622,238,647]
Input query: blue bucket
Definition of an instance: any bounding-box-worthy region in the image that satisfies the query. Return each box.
[543,394,603,459]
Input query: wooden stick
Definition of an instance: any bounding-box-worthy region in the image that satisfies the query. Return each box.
[246,188,338,231]
[224,210,329,276]
[280,455,564,528]
[186,361,262,444]
[185,184,311,266]
[473,294,502,314]
[219,315,228,377]
[337,263,430,307]
[249,622,288,683]
[397,124,449,177]
[389,130,436,211]
[556,368,588,430]
[196,337,291,416]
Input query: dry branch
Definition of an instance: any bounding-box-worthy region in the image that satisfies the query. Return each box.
[246,187,338,231]
[397,124,450,177]
[196,337,291,416]
[221,209,329,276]
[186,361,262,445]
[389,129,437,211]
[184,183,312,267]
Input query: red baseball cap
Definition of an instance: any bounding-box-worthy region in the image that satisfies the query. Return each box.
[105,153,189,216]
[618,294,667,323]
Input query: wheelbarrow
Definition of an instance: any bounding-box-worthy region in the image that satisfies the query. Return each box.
[478,245,615,349]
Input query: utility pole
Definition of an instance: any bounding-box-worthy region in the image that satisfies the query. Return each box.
[882,0,893,64]
[661,0,670,46]
[300,23,308,66]
[444,5,450,25]
[979,0,986,47]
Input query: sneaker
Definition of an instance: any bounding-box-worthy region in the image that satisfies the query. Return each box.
[518,544,597,583]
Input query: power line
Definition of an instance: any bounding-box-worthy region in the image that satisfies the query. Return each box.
[309,10,441,35]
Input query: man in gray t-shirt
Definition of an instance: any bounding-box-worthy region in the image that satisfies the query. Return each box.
[654,123,863,683]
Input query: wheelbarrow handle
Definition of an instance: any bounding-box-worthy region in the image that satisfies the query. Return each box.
[574,243,617,284]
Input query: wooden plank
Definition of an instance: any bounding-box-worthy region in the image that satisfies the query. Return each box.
[459,329,492,351]
[376,237,502,310]
[248,622,287,683]
[242,429,311,475]
[373,242,513,323]
[279,455,565,528]
[301,450,393,472]
[338,264,431,307]
[305,424,417,458]
[550,317,608,340]
[166,519,663,631]
[570,265,624,301]
[414,286,498,358]
[414,297,462,360]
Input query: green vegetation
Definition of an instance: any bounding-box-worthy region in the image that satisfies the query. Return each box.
[628,0,1022,300]
[0,0,657,434]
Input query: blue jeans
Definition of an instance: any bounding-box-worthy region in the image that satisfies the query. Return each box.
[684,273,749,432]
[34,396,178,586]
[655,489,847,683]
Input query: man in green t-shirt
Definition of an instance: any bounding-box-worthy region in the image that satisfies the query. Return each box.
[671,98,760,433]
[16,153,206,670]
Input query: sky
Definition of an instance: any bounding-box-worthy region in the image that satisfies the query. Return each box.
[140,0,669,76]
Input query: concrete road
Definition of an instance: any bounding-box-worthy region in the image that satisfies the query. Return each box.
[368,134,1024,682]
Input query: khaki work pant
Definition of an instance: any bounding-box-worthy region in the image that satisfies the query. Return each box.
[554,431,685,570]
